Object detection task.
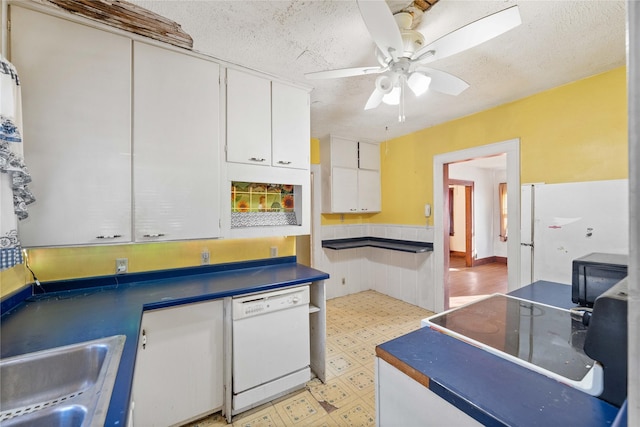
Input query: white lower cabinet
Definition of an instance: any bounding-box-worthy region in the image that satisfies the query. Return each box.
[376,358,482,427]
[131,299,224,426]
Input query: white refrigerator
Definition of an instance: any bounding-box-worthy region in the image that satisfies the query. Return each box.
[521,179,629,286]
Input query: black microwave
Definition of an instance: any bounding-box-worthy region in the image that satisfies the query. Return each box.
[572,252,628,307]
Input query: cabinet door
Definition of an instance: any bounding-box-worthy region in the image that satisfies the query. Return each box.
[358,141,380,170]
[131,299,224,426]
[133,42,220,241]
[272,82,310,169]
[11,6,132,247]
[330,137,358,169]
[226,69,271,166]
[358,169,381,212]
[331,167,359,213]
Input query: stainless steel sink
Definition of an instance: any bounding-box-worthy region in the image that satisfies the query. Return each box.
[0,335,126,427]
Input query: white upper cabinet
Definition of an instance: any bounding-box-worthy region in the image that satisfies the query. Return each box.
[133,41,220,242]
[12,6,222,247]
[329,168,359,213]
[320,135,381,214]
[358,141,380,171]
[226,69,310,170]
[357,169,381,212]
[271,82,310,169]
[12,6,132,247]
[328,136,358,169]
[226,69,272,166]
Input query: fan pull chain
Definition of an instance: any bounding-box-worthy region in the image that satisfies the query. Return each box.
[398,75,406,123]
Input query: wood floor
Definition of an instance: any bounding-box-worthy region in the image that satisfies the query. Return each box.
[448,255,507,308]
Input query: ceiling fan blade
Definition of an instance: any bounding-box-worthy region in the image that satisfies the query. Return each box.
[414,68,469,96]
[364,88,384,110]
[305,65,385,80]
[357,0,404,62]
[412,5,521,63]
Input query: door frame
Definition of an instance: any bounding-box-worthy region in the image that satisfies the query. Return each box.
[448,179,474,267]
[433,139,521,312]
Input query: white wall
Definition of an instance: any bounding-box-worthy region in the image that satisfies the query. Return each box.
[493,170,508,258]
[314,224,436,311]
[449,185,466,252]
[448,163,496,260]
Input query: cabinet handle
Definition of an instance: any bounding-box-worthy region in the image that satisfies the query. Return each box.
[361,208,368,211]
[143,233,165,238]
[350,209,357,211]
[142,329,147,350]
[249,157,266,162]
[277,160,292,165]
[96,234,122,239]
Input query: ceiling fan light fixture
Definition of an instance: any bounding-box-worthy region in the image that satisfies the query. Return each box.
[375,75,393,94]
[382,86,401,105]
[407,72,432,96]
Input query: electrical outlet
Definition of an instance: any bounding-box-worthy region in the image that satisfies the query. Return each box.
[201,249,210,265]
[341,277,346,285]
[270,247,278,257]
[116,258,128,274]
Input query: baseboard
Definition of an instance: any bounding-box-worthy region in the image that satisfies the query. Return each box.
[451,254,508,266]
[472,256,497,267]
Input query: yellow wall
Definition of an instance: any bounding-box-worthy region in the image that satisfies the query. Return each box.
[310,138,320,164]
[3,68,627,296]
[376,67,627,226]
[2,137,318,298]
[0,264,30,298]
[321,67,627,226]
[1,237,295,297]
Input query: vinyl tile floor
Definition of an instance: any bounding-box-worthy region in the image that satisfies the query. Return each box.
[184,290,435,427]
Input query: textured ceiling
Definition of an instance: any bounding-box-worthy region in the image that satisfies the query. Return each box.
[130,0,627,143]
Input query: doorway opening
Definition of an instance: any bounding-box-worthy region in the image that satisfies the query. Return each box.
[447,161,508,308]
[433,139,521,313]
[448,179,474,268]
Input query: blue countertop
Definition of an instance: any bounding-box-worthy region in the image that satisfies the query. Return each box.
[0,257,329,426]
[322,237,433,253]
[376,281,621,426]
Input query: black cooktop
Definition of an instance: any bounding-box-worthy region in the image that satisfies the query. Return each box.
[425,294,596,382]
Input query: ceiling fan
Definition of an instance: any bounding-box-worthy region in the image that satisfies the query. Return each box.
[305,0,521,122]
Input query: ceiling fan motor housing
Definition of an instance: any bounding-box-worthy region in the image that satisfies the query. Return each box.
[400,29,425,57]
[376,27,424,65]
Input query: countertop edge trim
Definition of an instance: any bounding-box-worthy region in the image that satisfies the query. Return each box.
[375,346,430,388]
[428,380,508,427]
[141,276,329,311]
[0,285,33,315]
[33,256,298,295]
[322,237,433,253]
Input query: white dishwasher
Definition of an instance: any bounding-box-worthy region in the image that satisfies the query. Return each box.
[232,285,311,414]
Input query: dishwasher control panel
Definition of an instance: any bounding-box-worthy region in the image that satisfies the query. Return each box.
[232,285,310,320]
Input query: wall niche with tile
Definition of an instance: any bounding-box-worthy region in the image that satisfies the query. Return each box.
[231,181,299,228]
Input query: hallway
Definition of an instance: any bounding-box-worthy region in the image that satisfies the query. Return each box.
[448,256,508,308]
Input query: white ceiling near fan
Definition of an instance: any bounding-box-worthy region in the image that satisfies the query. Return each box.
[130,0,626,143]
